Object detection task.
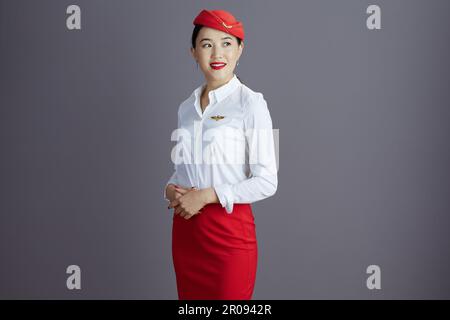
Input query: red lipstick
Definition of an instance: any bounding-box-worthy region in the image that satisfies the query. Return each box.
[210,62,227,70]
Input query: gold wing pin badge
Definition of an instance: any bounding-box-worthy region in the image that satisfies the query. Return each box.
[210,115,225,121]
[222,21,233,29]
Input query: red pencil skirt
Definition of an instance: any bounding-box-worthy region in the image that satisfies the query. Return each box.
[172,203,258,300]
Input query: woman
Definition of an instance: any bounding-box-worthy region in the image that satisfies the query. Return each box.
[164,9,278,300]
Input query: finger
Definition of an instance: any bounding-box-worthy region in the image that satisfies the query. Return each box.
[174,184,190,190]
[183,213,193,220]
[186,209,202,219]
[174,191,183,199]
[175,206,183,215]
[169,199,180,209]
[179,209,187,218]
[176,185,198,192]
[174,186,190,195]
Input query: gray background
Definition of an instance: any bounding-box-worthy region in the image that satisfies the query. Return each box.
[1,0,449,299]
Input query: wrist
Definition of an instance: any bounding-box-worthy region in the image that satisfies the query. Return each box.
[165,184,176,200]
[199,187,217,205]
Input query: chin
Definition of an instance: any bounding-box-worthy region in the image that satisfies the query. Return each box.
[207,71,231,81]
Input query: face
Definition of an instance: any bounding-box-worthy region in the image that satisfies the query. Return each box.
[191,27,244,83]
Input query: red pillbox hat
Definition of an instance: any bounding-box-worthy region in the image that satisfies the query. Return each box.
[193,9,245,41]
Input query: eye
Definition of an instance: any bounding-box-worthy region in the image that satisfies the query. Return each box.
[201,42,232,48]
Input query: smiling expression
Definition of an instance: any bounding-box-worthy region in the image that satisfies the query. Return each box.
[191,27,244,82]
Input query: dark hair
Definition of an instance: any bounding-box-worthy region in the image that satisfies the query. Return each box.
[191,24,244,84]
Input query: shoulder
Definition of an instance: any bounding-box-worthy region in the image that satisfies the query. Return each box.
[239,84,273,129]
[240,84,269,116]
[177,88,197,115]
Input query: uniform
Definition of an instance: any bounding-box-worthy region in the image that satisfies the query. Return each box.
[166,9,277,300]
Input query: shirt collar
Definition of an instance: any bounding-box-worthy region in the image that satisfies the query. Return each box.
[193,74,241,106]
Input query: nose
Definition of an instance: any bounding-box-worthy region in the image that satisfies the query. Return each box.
[211,47,224,59]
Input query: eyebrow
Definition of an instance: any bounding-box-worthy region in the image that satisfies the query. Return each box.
[200,36,233,43]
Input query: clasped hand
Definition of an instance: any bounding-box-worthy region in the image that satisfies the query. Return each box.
[168,185,206,220]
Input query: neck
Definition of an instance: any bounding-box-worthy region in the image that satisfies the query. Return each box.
[202,74,234,98]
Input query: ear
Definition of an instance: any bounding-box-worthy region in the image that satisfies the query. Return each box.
[237,41,244,60]
[190,47,196,61]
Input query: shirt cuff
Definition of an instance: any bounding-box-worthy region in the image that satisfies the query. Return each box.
[213,184,234,214]
[164,183,171,202]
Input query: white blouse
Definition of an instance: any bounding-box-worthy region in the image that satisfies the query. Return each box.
[164,74,278,213]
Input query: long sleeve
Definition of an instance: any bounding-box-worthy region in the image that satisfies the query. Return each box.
[164,168,179,201]
[213,93,278,213]
[164,108,181,201]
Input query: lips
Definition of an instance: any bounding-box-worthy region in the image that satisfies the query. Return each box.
[210,62,227,70]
